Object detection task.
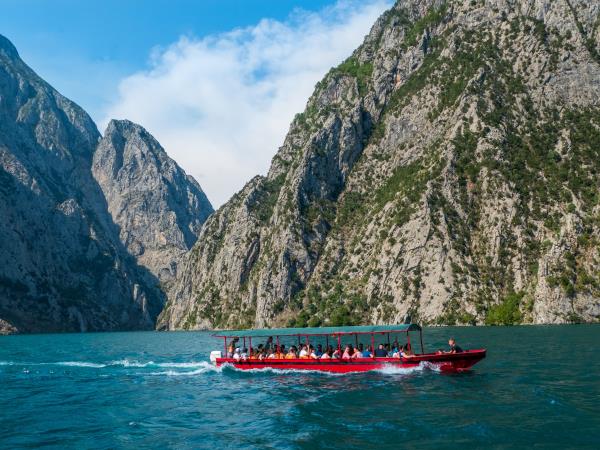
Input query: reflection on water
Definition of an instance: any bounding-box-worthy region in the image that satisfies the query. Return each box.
[1,325,599,449]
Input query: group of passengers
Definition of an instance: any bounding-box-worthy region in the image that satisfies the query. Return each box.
[226,337,417,360]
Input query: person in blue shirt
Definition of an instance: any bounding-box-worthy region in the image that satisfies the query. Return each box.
[374,344,388,357]
[362,344,372,358]
[315,344,323,357]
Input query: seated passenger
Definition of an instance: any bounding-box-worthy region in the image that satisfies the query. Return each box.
[299,345,309,359]
[320,349,332,359]
[403,344,414,357]
[362,345,372,358]
[315,344,324,357]
[332,347,342,359]
[351,346,363,359]
[374,344,388,358]
[286,346,298,359]
[267,349,277,359]
[447,338,463,354]
[308,345,319,359]
[240,348,248,360]
[232,348,241,360]
[342,345,353,360]
[248,348,257,360]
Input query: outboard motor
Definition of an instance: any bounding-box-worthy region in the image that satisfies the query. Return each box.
[210,350,222,364]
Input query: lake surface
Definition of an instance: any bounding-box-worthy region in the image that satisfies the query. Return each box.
[1,325,599,449]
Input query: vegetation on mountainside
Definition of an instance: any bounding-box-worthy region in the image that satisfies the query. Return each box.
[333,57,373,96]
[485,292,524,325]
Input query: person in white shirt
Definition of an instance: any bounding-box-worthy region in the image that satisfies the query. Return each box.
[320,347,335,359]
[232,348,241,360]
[298,345,309,358]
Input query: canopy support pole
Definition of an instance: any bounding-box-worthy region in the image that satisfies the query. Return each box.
[337,335,341,354]
[249,337,252,354]
[326,335,329,349]
[224,337,227,356]
[355,334,358,348]
[371,333,375,358]
[243,337,246,350]
[420,330,424,355]
[407,332,411,351]
[276,336,280,353]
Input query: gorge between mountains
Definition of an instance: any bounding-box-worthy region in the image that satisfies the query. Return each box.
[1,0,600,334]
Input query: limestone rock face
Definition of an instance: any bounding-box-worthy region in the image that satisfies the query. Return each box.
[0,35,164,333]
[161,0,600,330]
[93,120,213,285]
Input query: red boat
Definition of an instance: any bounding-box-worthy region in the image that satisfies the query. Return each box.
[210,324,486,373]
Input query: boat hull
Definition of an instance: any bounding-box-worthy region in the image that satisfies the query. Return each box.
[215,349,486,373]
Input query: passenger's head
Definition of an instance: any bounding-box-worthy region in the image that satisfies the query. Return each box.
[378,344,384,349]
[317,344,322,350]
[358,344,364,350]
[449,338,455,345]
[242,348,248,353]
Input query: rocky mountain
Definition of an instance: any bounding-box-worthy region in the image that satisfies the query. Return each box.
[93,119,213,286]
[0,35,211,333]
[160,0,600,330]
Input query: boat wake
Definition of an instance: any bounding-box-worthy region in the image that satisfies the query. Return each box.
[1,359,441,377]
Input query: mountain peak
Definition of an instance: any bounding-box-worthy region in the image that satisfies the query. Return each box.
[0,34,19,59]
[93,118,213,283]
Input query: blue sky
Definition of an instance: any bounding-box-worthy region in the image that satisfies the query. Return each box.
[1,0,391,206]
[1,0,333,118]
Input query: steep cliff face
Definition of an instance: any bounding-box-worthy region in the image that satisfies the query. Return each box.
[93,120,213,285]
[160,0,600,330]
[0,35,164,333]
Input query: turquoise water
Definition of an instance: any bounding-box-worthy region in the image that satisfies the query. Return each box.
[1,325,599,449]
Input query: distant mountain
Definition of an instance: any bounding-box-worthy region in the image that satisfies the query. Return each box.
[160,0,600,330]
[0,35,212,333]
[93,119,213,285]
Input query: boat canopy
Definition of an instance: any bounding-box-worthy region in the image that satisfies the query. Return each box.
[213,323,421,338]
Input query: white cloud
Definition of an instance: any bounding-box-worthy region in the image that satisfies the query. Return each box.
[102,0,392,207]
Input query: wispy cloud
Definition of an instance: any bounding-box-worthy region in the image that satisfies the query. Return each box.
[102,0,392,207]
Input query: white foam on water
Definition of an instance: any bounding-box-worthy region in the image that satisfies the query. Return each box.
[55,361,107,368]
[375,363,425,375]
[0,361,14,366]
[109,359,154,368]
[146,362,221,377]
[156,361,209,368]
[107,359,210,369]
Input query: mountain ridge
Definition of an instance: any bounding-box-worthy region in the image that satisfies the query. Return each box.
[0,33,212,334]
[160,0,600,330]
